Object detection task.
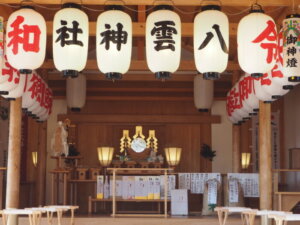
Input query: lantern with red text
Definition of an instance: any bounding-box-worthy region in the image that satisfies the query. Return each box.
[238,4,277,78]
[237,75,257,115]
[1,74,27,100]
[66,73,86,111]
[194,5,229,80]
[0,16,4,74]
[261,71,289,99]
[232,82,251,120]
[253,76,274,103]
[241,74,259,113]
[193,74,214,112]
[0,55,20,95]
[226,90,242,124]
[53,3,89,78]
[96,6,132,80]
[6,6,46,74]
[146,5,181,80]
[282,14,300,79]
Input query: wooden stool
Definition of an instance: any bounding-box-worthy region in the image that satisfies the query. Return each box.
[1,209,42,225]
[269,214,300,225]
[214,207,253,225]
[45,205,79,225]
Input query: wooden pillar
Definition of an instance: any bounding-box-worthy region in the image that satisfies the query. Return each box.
[232,71,241,173]
[232,125,241,172]
[200,111,212,172]
[5,98,22,225]
[259,101,272,210]
[36,122,47,206]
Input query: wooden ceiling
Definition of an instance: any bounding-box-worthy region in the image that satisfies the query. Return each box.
[0,0,297,101]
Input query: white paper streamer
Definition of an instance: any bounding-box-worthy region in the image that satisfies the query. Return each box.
[207,180,218,205]
[229,179,239,203]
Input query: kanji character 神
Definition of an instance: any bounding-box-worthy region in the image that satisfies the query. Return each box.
[100,23,128,51]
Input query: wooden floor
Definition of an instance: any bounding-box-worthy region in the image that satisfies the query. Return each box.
[0,215,260,225]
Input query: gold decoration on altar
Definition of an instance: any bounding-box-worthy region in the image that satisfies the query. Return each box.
[120,130,132,153]
[146,130,158,152]
[133,126,145,139]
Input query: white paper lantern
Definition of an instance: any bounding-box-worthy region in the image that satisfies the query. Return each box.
[53,3,89,77]
[66,73,86,111]
[241,74,259,113]
[0,16,4,78]
[22,71,38,111]
[271,28,298,89]
[226,90,242,124]
[237,76,256,115]
[238,7,277,78]
[146,6,181,80]
[96,7,132,80]
[282,15,300,79]
[193,74,214,111]
[232,82,251,120]
[0,55,20,95]
[253,77,274,102]
[6,6,46,74]
[194,5,229,80]
[2,74,26,100]
[261,71,289,99]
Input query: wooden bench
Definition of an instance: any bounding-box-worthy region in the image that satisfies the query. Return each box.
[242,210,291,225]
[214,207,254,225]
[269,214,300,225]
[1,209,42,225]
[88,196,169,215]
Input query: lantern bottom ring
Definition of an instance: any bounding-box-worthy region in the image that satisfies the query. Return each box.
[0,91,8,95]
[253,108,259,112]
[71,108,81,112]
[271,95,281,100]
[263,101,272,104]
[19,69,32,75]
[198,109,209,112]
[6,98,16,101]
[242,117,251,120]
[62,70,79,78]
[251,73,263,78]
[105,72,122,81]
[283,85,293,90]
[249,113,257,116]
[203,72,219,80]
[155,72,171,80]
[288,76,300,82]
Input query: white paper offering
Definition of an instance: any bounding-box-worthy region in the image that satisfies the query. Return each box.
[228,179,239,203]
[227,173,259,197]
[207,180,217,204]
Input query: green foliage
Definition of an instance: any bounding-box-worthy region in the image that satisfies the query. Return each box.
[200,144,216,161]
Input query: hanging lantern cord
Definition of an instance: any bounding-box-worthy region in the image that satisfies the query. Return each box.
[104,0,125,5]
[200,0,222,7]
[20,0,34,7]
[60,0,83,6]
[250,3,263,12]
[291,0,295,13]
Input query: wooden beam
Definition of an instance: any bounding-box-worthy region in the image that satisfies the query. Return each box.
[57,114,221,124]
[46,21,238,37]
[1,0,290,7]
[42,59,240,71]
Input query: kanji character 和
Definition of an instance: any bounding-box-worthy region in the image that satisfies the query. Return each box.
[7,16,41,55]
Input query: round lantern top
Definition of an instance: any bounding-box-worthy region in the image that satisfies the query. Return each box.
[285,13,300,19]
[249,3,264,13]
[201,5,221,11]
[62,2,81,9]
[153,5,173,11]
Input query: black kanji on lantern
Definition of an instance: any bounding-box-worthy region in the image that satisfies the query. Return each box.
[55,20,83,47]
[151,20,177,51]
[286,34,297,45]
[287,58,298,67]
[287,47,297,56]
[198,24,228,53]
[100,23,128,51]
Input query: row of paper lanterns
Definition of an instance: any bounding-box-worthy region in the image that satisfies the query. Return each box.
[0,54,53,121]
[226,29,299,124]
[3,3,300,81]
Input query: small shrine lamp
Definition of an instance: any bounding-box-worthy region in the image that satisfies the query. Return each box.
[97,147,114,181]
[164,147,182,168]
[32,151,38,168]
[241,152,251,170]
